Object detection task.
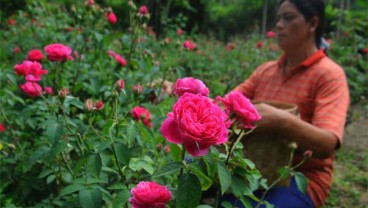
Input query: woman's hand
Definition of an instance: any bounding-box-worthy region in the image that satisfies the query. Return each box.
[253,103,287,132]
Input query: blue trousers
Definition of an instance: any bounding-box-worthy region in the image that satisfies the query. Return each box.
[219,177,314,208]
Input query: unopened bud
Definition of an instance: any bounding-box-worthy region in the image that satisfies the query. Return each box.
[288,142,298,150]
[303,150,313,158]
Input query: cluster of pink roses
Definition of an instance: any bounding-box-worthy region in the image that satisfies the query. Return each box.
[183,40,196,51]
[14,43,73,97]
[131,106,152,128]
[160,77,261,157]
[84,99,104,111]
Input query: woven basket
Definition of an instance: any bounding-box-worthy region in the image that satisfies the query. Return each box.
[242,101,298,187]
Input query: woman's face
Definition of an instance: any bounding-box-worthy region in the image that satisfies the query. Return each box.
[275,1,315,50]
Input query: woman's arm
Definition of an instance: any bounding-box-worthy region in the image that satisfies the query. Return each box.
[254,103,338,159]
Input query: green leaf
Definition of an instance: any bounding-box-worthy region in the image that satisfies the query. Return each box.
[86,154,102,177]
[231,174,247,196]
[113,143,130,166]
[203,154,216,178]
[78,188,102,208]
[189,163,213,191]
[59,183,85,197]
[217,161,231,195]
[94,140,113,153]
[153,161,183,178]
[136,122,154,143]
[294,172,308,194]
[112,189,131,208]
[46,174,56,184]
[44,120,64,143]
[176,173,202,208]
[197,205,214,208]
[108,183,127,190]
[38,169,54,178]
[129,157,154,175]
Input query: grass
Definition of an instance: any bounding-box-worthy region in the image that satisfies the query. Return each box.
[323,148,368,208]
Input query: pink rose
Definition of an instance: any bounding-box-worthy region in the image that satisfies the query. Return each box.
[131,106,152,128]
[183,40,196,50]
[14,61,48,77]
[27,49,44,62]
[13,47,20,54]
[95,100,104,110]
[107,50,127,67]
[173,77,209,97]
[25,74,42,82]
[225,42,236,51]
[19,82,43,97]
[58,88,70,97]
[216,90,261,129]
[129,181,172,208]
[164,145,170,154]
[266,31,276,38]
[256,41,263,49]
[85,99,94,111]
[115,79,125,90]
[44,43,73,62]
[132,84,143,94]
[139,5,148,15]
[160,93,228,157]
[44,86,53,95]
[106,12,117,24]
[0,123,5,132]
[8,18,16,26]
[176,28,184,35]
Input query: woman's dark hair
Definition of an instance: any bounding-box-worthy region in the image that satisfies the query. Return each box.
[278,0,325,48]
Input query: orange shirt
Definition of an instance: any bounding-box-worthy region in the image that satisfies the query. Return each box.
[234,50,350,207]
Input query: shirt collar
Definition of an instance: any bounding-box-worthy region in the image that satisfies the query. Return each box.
[277,49,326,69]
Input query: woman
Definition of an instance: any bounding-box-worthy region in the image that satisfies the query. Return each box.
[222,0,350,207]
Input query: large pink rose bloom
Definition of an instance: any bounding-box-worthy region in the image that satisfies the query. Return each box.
[173,77,209,97]
[216,90,261,129]
[14,61,48,76]
[19,82,42,97]
[44,43,73,61]
[129,181,172,208]
[161,93,228,157]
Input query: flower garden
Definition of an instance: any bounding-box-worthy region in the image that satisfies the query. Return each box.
[1,1,367,208]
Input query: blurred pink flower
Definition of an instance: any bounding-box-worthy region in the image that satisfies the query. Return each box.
[129,181,172,208]
[87,0,94,6]
[8,18,16,26]
[164,145,170,154]
[160,93,228,157]
[266,31,276,38]
[44,86,53,95]
[139,5,149,16]
[225,42,236,51]
[173,77,209,97]
[176,28,184,35]
[216,90,261,129]
[0,123,5,132]
[14,61,48,78]
[19,82,43,97]
[183,40,196,51]
[105,12,117,24]
[114,79,125,90]
[13,47,20,54]
[131,106,152,128]
[27,49,44,62]
[58,88,70,97]
[107,50,127,67]
[95,100,104,110]
[85,99,94,111]
[44,43,73,61]
[25,74,42,82]
[132,84,143,94]
[256,41,264,49]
